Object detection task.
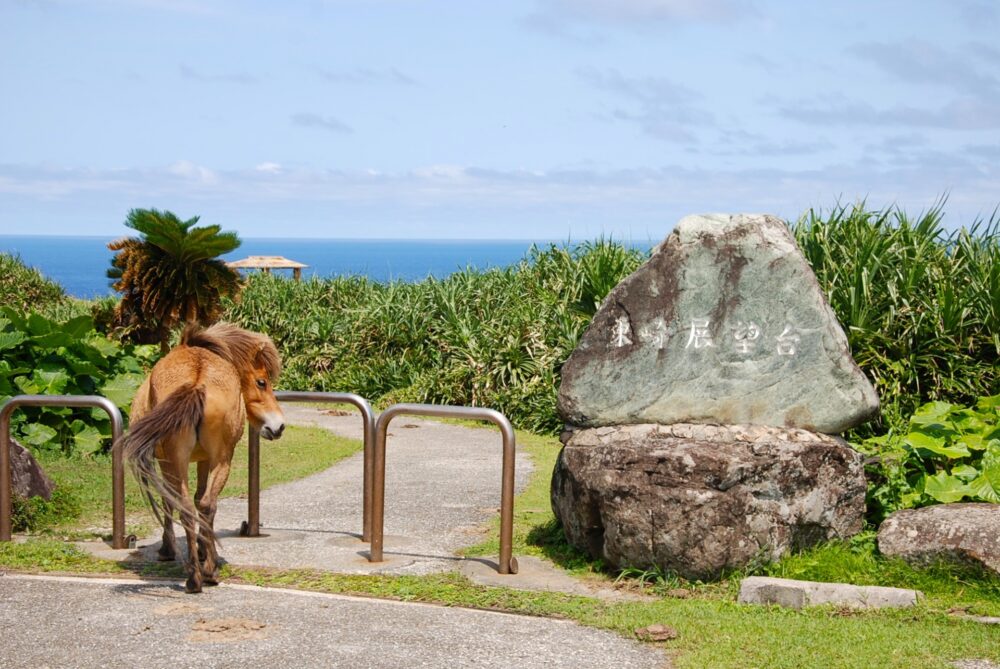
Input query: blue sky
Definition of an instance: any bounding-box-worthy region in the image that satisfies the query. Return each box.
[2,0,998,240]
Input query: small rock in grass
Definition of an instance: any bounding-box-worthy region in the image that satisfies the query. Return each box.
[635,624,678,642]
[738,576,922,610]
[878,504,1000,578]
[666,588,690,599]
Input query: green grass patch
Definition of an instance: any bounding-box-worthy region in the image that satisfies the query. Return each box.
[19,424,361,539]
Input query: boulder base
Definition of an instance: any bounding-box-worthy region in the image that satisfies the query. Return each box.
[878,503,1000,577]
[551,423,865,579]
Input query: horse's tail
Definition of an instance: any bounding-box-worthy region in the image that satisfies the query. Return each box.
[122,383,208,541]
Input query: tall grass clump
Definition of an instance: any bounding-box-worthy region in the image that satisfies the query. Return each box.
[0,253,66,313]
[223,239,647,434]
[794,203,1000,437]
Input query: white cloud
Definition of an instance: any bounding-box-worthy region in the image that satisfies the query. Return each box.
[291,112,354,134]
[532,0,757,25]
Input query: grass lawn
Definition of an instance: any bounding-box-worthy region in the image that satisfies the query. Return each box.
[3,420,1000,668]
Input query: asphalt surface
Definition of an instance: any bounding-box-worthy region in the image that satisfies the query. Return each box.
[0,573,668,669]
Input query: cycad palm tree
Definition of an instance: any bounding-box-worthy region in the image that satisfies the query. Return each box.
[108,208,243,350]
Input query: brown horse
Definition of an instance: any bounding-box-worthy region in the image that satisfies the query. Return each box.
[123,323,284,593]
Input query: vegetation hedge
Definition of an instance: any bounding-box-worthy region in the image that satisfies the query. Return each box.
[225,205,1000,442]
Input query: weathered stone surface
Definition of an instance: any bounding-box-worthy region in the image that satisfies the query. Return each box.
[8,437,55,501]
[558,213,879,434]
[551,423,865,579]
[738,576,922,610]
[878,503,1000,577]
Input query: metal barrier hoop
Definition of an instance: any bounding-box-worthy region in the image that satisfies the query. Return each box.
[369,403,518,575]
[0,394,129,549]
[242,391,376,541]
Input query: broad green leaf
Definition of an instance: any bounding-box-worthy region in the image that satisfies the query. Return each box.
[65,355,103,378]
[0,331,26,352]
[910,401,958,427]
[26,312,53,336]
[28,369,71,395]
[981,442,1000,489]
[18,423,58,447]
[71,422,104,452]
[31,331,76,349]
[85,335,120,359]
[903,432,970,459]
[969,475,1000,503]
[100,373,144,409]
[62,315,95,338]
[976,394,1000,411]
[923,472,971,503]
[952,411,987,434]
[957,433,987,451]
[951,464,980,481]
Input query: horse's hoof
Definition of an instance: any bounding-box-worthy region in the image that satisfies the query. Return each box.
[185,576,203,594]
[203,575,220,587]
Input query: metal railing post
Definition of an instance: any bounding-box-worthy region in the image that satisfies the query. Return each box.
[241,391,374,539]
[369,403,518,575]
[1,395,127,548]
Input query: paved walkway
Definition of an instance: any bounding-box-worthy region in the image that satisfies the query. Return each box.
[1,573,666,669]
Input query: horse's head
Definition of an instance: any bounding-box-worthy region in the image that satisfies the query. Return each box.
[182,322,286,440]
[240,337,285,441]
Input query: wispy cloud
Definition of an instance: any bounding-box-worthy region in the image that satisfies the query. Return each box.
[179,64,258,85]
[290,112,354,134]
[531,0,757,25]
[953,0,998,28]
[780,97,1000,130]
[579,67,712,142]
[317,67,416,86]
[850,40,999,98]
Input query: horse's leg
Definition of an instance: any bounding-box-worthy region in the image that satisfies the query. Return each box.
[197,455,232,586]
[194,460,210,563]
[164,457,203,594]
[156,461,180,562]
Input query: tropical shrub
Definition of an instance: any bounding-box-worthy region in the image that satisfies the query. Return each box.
[857,395,1000,524]
[794,203,1000,438]
[0,307,156,455]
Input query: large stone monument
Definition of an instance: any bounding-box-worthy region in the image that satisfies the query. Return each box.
[552,213,879,579]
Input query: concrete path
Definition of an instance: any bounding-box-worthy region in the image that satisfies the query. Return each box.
[0,573,667,669]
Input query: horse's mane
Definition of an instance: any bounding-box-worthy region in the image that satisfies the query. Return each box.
[181,322,281,381]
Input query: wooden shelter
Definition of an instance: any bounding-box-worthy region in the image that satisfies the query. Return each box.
[226,255,308,281]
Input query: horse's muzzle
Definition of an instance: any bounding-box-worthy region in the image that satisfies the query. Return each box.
[260,422,285,440]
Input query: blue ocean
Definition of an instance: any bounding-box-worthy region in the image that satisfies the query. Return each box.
[0,235,615,299]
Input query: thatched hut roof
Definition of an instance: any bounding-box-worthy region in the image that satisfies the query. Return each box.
[226,255,308,270]
[227,255,308,280]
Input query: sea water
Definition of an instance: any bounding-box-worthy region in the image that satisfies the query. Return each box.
[0,235,585,299]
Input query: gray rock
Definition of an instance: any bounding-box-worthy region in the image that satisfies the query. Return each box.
[551,423,866,580]
[558,213,879,434]
[738,576,922,610]
[8,436,55,501]
[878,503,1000,577]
